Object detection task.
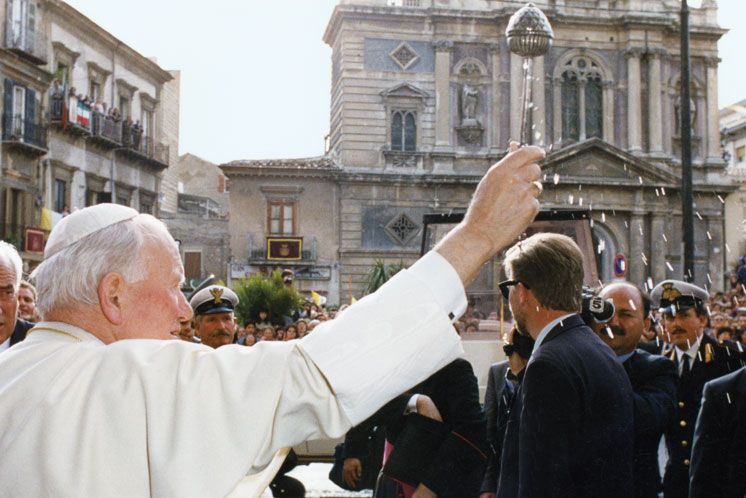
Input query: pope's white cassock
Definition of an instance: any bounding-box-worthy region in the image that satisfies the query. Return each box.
[0,252,466,498]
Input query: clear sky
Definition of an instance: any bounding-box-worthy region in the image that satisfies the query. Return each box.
[64,0,746,165]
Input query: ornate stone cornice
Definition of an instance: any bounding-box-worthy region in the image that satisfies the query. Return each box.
[433,40,454,52]
[703,56,720,68]
[624,46,645,59]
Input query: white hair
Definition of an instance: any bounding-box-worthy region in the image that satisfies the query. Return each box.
[0,241,23,290]
[31,214,174,317]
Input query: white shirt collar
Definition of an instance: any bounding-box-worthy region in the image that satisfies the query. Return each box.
[532,313,576,355]
[26,321,103,344]
[675,333,702,362]
[0,335,10,352]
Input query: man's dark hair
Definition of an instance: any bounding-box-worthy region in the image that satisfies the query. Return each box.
[715,326,733,339]
[503,233,584,312]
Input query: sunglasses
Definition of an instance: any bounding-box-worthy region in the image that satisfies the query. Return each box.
[503,343,517,356]
[498,280,530,300]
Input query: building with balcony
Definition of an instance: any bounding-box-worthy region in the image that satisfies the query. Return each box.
[161,153,230,285]
[721,99,746,266]
[0,0,178,267]
[224,0,735,304]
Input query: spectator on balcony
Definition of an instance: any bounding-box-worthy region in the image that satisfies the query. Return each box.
[50,80,64,99]
[17,280,39,323]
[0,242,32,351]
[132,120,143,149]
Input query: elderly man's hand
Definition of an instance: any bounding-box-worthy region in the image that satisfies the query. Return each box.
[436,143,544,285]
[342,458,362,488]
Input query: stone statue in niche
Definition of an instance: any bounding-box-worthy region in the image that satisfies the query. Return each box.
[461,84,479,125]
[457,83,484,145]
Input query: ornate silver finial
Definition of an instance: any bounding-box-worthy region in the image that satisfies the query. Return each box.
[505,3,554,58]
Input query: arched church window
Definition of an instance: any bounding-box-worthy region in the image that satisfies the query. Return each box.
[560,57,604,142]
[391,110,417,151]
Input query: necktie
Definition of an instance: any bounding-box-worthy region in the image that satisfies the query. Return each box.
[681,354,690,378]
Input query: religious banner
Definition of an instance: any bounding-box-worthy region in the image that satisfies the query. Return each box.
[24,228,46,254]
[267,237,302,261]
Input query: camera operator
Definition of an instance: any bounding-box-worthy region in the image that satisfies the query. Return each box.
[588,283,677,498]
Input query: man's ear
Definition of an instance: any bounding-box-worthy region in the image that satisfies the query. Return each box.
[98,272,126,325]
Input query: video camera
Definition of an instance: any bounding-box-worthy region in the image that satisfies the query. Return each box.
[580,286,615,326]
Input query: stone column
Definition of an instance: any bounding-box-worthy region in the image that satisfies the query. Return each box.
[650,213,667,285]
[552,76,562,145]
[434,40,453,149]
[489,43,502,150]
[629,212,646,287]
[626,48,643,152]
[603,80,614,144]
[705,57,721,161]
[510,53,523,142]
[648,50,663,153]
[707,216,725,291]
[531,55,546,146]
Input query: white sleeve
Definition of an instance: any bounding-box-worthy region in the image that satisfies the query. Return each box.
[299,250,466,426]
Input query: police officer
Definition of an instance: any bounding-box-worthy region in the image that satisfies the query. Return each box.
[651,280,745,498]
[189,285,240,349]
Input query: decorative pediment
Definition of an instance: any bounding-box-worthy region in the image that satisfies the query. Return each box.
[380,83,430,101]
[542,138,679,186]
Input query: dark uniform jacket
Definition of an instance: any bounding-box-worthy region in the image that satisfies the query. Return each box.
[10,318,33,346]
[689,366,746,498]
[497,314,634,498]
[480,361,511,494]
[663,333,745,498]
[623,349,677,498]
[348,358,487,498]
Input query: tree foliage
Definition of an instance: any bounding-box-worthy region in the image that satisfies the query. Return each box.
[233,270,304,325]
[364,260,409,295]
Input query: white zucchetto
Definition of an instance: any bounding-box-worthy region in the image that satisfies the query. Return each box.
[44,204,139,259]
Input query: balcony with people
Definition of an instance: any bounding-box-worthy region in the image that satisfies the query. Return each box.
[48,83,169,167]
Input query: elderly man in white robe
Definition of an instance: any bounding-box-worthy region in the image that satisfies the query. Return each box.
[0,145,544,498]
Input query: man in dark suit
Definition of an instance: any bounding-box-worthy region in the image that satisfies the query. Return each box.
[480,328,533,498]
[689,366,746,498]
[344,358,487,498]
[495,233,634,498]
[594,282,677,498]
[0,242,30,351]
[650,280,746,498]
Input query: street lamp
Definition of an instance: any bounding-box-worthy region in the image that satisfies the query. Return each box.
[680,0,702,282]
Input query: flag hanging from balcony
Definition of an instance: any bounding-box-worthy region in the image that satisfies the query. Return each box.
[266,237,302,261]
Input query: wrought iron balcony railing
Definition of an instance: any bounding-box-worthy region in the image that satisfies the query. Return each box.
[2,113,47,151]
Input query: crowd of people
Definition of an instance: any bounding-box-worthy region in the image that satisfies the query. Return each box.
[0,143,742,498]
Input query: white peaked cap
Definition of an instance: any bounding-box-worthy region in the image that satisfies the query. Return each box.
[45,203,139,259]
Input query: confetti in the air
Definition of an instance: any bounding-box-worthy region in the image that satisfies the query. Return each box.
[666,261,674,272]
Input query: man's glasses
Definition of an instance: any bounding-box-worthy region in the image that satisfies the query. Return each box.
[498,280,529,300]
[503,343,516,356]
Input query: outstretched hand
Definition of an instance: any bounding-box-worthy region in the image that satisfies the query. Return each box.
[436,143,545,285]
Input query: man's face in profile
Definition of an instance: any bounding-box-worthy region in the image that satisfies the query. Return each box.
[0,258,18,341]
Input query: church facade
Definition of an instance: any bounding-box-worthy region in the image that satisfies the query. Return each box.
[223,0,734,304]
